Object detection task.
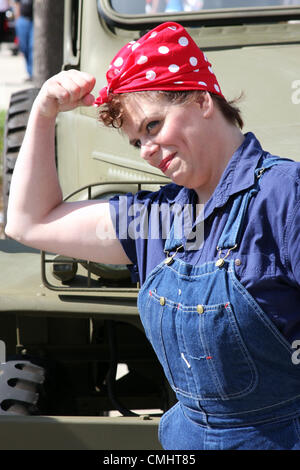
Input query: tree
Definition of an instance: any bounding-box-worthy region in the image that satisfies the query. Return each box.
[33,0,64,87]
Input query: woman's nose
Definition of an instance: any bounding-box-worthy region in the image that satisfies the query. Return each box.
[140,141,159,162]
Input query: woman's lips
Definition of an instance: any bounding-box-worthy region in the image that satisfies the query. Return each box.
[159,153,175,173]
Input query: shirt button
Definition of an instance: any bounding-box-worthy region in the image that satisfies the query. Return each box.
[197,304,204,314]
[160,297,165,306]
[235,258,242,266]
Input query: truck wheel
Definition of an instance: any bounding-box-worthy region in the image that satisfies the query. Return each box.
[2,88,40,227]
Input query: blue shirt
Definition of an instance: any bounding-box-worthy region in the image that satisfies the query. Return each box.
[109,132,300,343]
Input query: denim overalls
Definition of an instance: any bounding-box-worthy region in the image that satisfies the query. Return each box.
[137,157,300,450]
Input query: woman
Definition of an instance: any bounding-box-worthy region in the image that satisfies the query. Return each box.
[5,22,300,450]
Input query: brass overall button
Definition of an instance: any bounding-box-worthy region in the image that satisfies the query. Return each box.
[197,304,204,314]
[160,297,166,306]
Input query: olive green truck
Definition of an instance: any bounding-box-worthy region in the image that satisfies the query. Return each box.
[0,0,299,450]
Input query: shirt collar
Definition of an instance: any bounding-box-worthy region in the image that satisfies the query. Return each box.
[172,132,265,218]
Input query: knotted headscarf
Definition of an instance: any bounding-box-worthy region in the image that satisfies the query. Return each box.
[94,21,224,106]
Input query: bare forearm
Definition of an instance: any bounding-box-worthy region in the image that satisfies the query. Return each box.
[6,104,63,241]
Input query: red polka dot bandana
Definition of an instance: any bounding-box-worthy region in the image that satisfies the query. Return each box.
[94,21,224,106]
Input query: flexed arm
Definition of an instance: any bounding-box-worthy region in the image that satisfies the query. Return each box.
[5,70,132,265]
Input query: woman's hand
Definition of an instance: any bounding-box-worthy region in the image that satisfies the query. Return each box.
[34,70,96,119]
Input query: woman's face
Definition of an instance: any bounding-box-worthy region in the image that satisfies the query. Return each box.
[122,93,218,201]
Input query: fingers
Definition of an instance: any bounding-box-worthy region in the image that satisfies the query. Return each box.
[36,70,96,118]
[55,70,96,107]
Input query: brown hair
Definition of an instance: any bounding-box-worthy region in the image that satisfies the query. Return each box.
[98,90,244,130]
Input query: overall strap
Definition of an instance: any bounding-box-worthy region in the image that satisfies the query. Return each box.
[216,156,290,265]
[163,208,186,262]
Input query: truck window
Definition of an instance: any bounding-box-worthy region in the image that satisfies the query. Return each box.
[110,0,300,15]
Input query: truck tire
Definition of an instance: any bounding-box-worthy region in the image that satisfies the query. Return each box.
[2,88,40,227]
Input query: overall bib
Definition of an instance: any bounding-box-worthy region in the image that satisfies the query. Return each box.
[137,157,300,450]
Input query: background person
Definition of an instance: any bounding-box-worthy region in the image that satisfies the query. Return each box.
[13,0,33,80]
[0,0,10,44]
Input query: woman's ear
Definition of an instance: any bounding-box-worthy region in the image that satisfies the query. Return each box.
[197,92,214,118]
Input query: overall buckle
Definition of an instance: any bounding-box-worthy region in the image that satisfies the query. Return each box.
[215,244,237,268]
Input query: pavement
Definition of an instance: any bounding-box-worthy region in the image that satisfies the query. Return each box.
[0,42,33,111]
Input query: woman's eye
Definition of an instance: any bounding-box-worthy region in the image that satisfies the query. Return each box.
[131,121,160,148]
[146,120,160,133]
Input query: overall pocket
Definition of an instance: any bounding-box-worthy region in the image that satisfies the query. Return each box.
[142,292,257,400]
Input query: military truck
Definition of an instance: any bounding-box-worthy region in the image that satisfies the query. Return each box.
[1,0,300,450]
